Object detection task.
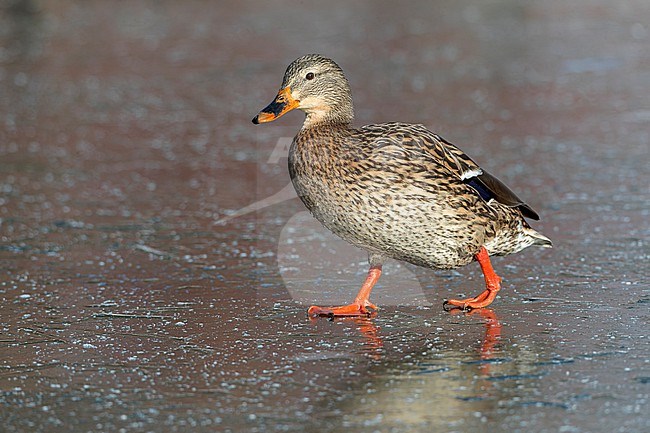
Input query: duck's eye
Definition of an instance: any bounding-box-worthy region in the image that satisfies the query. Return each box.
[305,72,315,80]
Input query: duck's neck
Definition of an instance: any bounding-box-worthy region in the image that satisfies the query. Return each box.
[301,101,354,130]
[302,115,353,131]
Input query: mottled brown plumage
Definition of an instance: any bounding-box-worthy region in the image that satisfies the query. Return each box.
[253,54,551,316]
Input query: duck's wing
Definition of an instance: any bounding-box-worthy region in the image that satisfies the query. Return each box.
[360,123,540,220]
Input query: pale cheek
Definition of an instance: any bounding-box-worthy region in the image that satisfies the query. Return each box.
[298,96,329,112]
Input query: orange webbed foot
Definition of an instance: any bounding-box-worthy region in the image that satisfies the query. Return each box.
[443,286,499,311]
[443,246,502,312]
[308,301,378,318]
[308,265,382,319]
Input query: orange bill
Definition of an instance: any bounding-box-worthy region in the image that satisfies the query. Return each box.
[252,87,299,124]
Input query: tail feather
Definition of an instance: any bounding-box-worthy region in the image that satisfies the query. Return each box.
[525,227,553,248]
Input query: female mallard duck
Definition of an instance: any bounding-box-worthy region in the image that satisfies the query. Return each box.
[253,54,552,317]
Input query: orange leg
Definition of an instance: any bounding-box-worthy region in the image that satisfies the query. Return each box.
[308,265,381,318]
[443,246,502,311]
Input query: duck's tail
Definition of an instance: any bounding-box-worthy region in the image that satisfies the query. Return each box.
[524,226,553,248]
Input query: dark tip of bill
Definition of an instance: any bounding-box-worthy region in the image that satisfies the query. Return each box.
[252,115,259,124]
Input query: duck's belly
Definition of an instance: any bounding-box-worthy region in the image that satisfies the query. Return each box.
[293,177,492,269]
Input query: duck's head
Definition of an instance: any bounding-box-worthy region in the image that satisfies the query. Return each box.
[252,54,354,127]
